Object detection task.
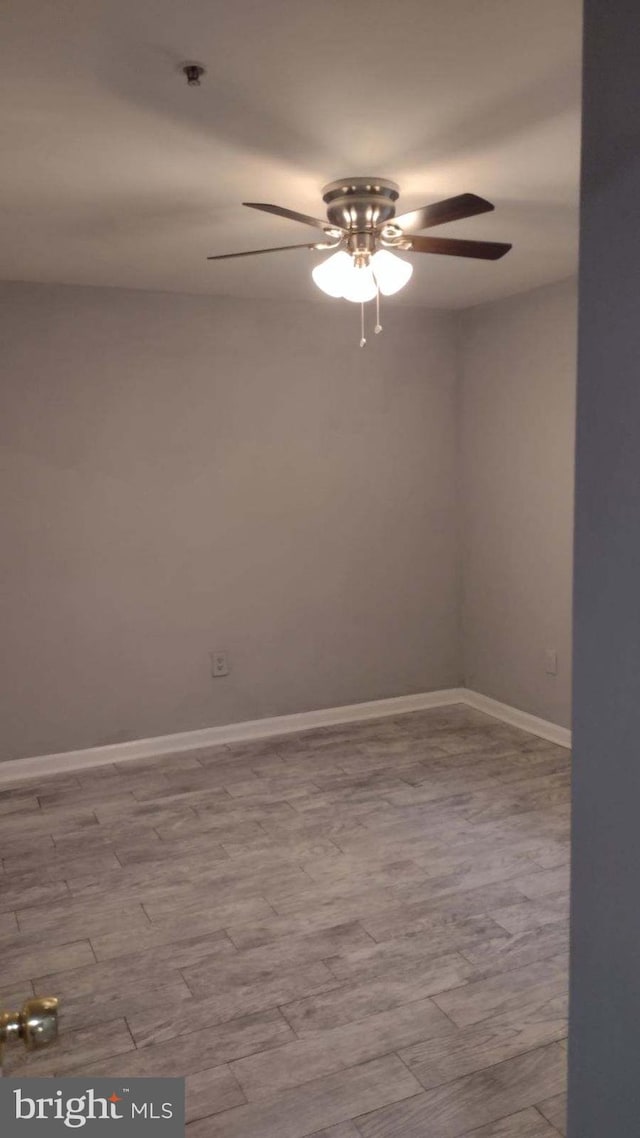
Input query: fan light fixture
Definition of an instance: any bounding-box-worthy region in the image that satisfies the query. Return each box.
[207,178,512,346]
[312,249,413,302]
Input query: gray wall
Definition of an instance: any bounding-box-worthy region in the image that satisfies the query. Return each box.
[459,278,577,727]
[0,282,461,761]
[569,1,640,1134]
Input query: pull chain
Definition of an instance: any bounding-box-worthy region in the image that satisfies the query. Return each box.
[374,286,382,335]
[359,301,366,348]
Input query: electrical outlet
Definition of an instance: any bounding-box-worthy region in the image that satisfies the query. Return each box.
[544,649,558,676]
[210,651,230,678]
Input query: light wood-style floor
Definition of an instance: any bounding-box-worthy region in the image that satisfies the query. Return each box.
[1,705,570,1137]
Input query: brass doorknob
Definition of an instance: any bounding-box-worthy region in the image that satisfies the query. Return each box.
[0,997,59,1064]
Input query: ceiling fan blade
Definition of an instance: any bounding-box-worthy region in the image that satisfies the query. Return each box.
[387,193,495,233]
[404,234,512,260]
[207,242,318,261]
[243,202,343,233]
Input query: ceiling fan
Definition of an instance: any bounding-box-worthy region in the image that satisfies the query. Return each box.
[207,178,512,341]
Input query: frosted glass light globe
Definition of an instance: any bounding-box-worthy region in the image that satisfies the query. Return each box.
[313,252,377,302]
[312,250,407,304]
[371,250,413,296]
[340,262,378,303]
[311,251,352,298]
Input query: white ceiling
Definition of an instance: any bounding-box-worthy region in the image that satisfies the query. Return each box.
[0,0,582,309]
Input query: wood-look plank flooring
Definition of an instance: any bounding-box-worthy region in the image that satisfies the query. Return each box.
[1,705,569,1137]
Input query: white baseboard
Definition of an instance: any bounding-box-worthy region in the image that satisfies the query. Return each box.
[462,689,572,749]
[0,686,570,785]
[0,688,465,784]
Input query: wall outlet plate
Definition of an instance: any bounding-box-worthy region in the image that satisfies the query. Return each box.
[544,649,558,676]
[211,651,230,678]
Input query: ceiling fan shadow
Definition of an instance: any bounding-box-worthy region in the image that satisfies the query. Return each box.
[64,198,233,241]
[93,40,334,175]
[384,63,582,178]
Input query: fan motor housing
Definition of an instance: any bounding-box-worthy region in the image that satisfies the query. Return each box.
[322,178,400,234]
